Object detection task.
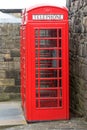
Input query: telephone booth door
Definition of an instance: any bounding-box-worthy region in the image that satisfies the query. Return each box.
[26,22,69,121]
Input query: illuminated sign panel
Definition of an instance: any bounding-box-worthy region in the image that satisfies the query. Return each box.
[32,14,64,20]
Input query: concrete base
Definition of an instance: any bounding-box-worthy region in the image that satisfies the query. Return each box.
[0,101,26,126]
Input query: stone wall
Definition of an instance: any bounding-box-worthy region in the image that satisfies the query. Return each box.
[0,23,20,101]
[69,0,87,119]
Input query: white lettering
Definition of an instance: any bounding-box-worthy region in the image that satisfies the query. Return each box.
[32,14,64,20]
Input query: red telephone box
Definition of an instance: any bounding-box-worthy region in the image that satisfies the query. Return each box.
[20,6,69,122]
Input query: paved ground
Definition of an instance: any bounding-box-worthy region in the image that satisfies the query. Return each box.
[0,101,87,130]
[0,101,26,127]
[2,118,87,130]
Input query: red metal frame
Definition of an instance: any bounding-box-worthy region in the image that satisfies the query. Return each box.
[20,6,69,122]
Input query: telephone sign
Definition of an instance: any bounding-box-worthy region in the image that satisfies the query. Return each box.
[32,14,64,20]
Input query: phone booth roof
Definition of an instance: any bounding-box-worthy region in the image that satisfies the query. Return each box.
[25,6,68,23]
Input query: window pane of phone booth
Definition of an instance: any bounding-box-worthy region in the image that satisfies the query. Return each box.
[36,88,62,97]
[40,79,58,88]
[35,49,62,58]
[36,98,63,108]
[58,29,62,37]
[36,69,62,79]
[35,39,62,48]
[40,99,58,108]
[36,59,62,68]
[40,59,58,68]
[39,69,57,78]
[40,29,57,37]
[35,29,62,38]
[36,89,57,97]
[36,79,62,88]
[39,39,57,48]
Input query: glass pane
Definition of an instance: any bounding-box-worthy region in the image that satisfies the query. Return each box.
[40,79,58,88]
[35,60,38,68]
[58,89,62,97]
[59,69,62,77]
[36,99,39,108]
[36,49,61,58]
[35,29,38,38]
[59,79,62,87]
[36,89,57,98]
[35,50,38,57]
[59,99,62,107]
[40,39,57,48]
[36,80,38,88]
[39,59,57,68]
[35,40,38,47]
[59,39,62,47]
[40,89,57,97]
[36,70,38,78]
[39,50,57,58]
[59,60,62,67]
[40,99,57,107]
[58,50,62,57]
[36,59,62,68]
[58,29,61,37]
[40,69,57,78]
[40,29,57,37]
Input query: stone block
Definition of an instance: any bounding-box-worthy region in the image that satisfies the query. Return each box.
[5,86,20,93]
[79,44,84,57]
[83,16,87,33]
[0,24,9,36]
[15,79,20,85]
[14,42,20,48]
[0,49,10,54]
[0,40,6,49]
[10,49,20,57]
[14,62,20,69]
[0,86,5,93]
[0,54,6,61]
[80,64,87,81]
[6,70,20,79]
[0,70,6,78]
[78,0,83,9]
[84,92,87,99]
[9,93,21,100]
[4,54,13,61]
[83,7,87,17]
[0,62,8,69]
[5,40,15,49]
[82,42,87,57]
[8,62,14,70]
[0,93,10,101]
[0,79,15,86]
[74,1,79,11]
[13,57,20,62]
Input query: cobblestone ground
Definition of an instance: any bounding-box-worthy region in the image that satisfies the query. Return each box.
[2,118,87,130]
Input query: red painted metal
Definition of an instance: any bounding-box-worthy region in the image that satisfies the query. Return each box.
[20,6,69,122]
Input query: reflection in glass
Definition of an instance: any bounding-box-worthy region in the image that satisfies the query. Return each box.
[40,69,57,78]
[40,99,58,107]
[40,29,57,37]
[40,39,57,48]
[40,80,57,88]
[36,89,57,98]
